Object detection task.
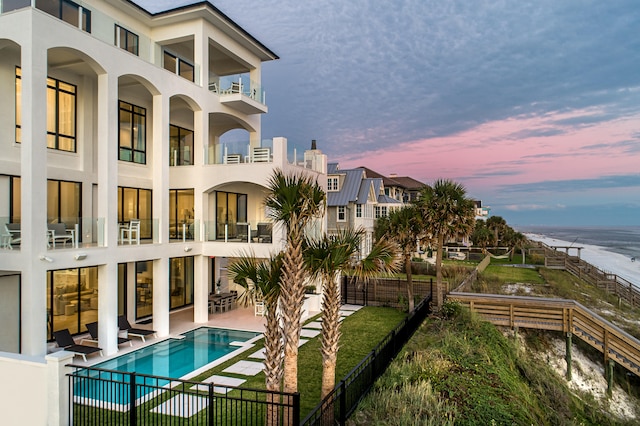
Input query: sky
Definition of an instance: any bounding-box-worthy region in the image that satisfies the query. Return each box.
[135,0,640,227]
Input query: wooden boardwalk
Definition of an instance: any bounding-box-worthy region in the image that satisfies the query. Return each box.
[448,292,640,377]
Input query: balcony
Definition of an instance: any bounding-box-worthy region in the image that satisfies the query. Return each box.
[210,75,267,115]
[1,217,107,250]
[203,220,272,244]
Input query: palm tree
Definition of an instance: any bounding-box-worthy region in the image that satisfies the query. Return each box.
[374,205,423,311]
[416,179,475,309]
[304,228,361,400]
[471,220,496,254]
[486,215,507,246]
[228,253,284,425]
[304,229,400,403]
[264,169,325,397]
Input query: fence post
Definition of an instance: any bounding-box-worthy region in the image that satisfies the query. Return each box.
[339,381,347,425]
[208,383,214,426]
[129,372,137,426]
[293,392,301,426]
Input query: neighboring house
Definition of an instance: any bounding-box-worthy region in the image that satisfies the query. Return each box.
[327,163,402,257]
[0,2,327,422]
[474,200,490,220]
[359,167,426,203]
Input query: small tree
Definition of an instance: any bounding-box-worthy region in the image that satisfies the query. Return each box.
[228,253,284,425]
[375,205,423,312]
[416,179,475,309]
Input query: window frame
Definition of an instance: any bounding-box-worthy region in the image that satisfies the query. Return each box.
[337,206,346,222]
[36,0,91,32]
[114,24,139,55]
[163,51,194,82]
[118,100,147,164]
[327,177,339,192]
[169,124,194,166]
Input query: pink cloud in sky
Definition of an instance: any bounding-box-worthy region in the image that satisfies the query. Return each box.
[337,107,640,194]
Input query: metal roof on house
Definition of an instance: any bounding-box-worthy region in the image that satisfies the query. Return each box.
[327,163,340,174]
[378,194,402,204]
[327,169,365,206]
[356,178,375,205]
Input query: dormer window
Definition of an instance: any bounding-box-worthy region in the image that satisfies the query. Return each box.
[327,177,339,191]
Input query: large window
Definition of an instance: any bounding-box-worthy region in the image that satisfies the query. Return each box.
[8,176,80,229]
[169,189,194,239]
[170,257,194,310]
[119,101,146,164]
[15,68,78,152]
[47,267,98,340]
[170,125,194,166]
[36,0,91,32]
[215,191,247,240]
[163,51,194,82]
[115,25,139,55]
[118,187,152,239]
[135,261,152,319]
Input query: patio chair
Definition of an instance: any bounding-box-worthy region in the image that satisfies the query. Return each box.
[254,300,266,317]
[53,328,103,362]
[118,315,157,342]
[120,219,140,244]
[257,222,272,243]
[85,321,132,347]
[2,223,21,249]
[48,223,75,248]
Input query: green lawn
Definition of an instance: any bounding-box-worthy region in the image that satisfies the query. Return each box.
[188,306,406,419]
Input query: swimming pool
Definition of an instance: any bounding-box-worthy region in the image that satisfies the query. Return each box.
[74,327,261,405]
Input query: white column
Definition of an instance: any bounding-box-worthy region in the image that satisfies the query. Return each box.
[96,72,119,247]
[98,262,118,355]
[194,23,207,88]
[153,257,170,337]
[20,35,49,357]
[46,351,75,426]
[193,255,209,323]
[152,93,170,336]
[96,72,119,355]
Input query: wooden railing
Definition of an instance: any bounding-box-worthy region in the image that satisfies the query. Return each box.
[448,292,640,377]
[531,243,640,307]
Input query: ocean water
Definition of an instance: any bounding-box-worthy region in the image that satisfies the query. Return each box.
[515,226,640,285]
[516,226,640,259]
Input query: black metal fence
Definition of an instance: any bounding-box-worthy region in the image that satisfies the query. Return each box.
[342,276,433,308]
[301,295,432,425]
[69,367,299,425]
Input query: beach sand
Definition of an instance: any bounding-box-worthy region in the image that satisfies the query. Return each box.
[525,233,640,286]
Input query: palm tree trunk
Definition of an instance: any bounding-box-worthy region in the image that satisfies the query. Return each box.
[405,252,414,312]
[281,232,306,398]
[320,272,341,399]
[435,234,444,309]
[264,299,283,426]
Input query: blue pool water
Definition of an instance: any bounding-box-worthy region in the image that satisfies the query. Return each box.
[75,327,261,405]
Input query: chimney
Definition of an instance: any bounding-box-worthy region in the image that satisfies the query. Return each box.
[389,173,398,178]
[311,139,317,150]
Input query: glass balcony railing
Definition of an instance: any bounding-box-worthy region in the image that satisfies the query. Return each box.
[0,217,108,250]
[210,74,265,104]
[169,219,200,242]
[203,220,272,243]
[204,139,273,165]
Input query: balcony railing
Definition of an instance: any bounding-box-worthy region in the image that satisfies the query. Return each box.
[1,216,108,250]
[204,220,272,243]
[205,140,274,165]
[210,74,265,104]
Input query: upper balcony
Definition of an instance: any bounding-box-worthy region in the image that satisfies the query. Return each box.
[1,1,273,115]
[209,74,267,115]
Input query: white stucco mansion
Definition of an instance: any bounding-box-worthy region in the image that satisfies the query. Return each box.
[0,2,326,422]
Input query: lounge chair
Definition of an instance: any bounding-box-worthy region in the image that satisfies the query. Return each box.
[85,321,132,347]
[53,328,103,362]
[118,315,157,342]
[48,223,75,248]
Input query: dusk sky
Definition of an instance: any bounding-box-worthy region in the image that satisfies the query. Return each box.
[136,0,640,227]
